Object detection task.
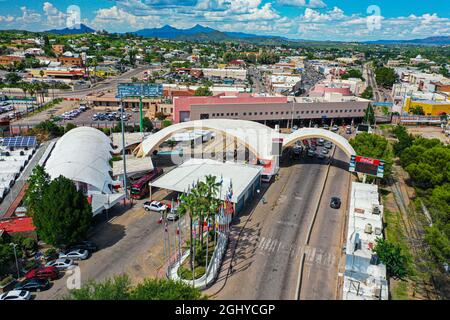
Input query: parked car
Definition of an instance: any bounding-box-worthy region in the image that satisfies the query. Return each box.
[331,125,339,132]
[317,138,325,146]
[25,266,59,280]
[14,279,50,292]
[166,212,179,221]
[58,249,89,260]
[318,153,326,159]
[321,148,329,154]
[45,258,75,270]
[144,201,168,212]
[324,142,333,149]
[330,197,341,209]
[323,124,329,130]
[0,290,32,300]
[70,241,98,252]
[307,149,316,157]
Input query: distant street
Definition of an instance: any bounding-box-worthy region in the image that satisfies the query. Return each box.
[248,66,266,94]
[52,65,153,99]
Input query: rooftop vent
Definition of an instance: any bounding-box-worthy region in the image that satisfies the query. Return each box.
[372,206,381,215]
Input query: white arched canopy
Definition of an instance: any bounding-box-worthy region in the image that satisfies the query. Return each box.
[281,128,356,158]
[137,119,356,161]
[137,119,278,160]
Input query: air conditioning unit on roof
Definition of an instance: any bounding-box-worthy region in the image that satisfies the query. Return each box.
[372,205,381,215]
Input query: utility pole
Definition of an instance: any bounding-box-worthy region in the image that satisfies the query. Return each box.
[120,99,129,200]
[10,243,20,279]
[291,99,295,129]
[139,96,144,133]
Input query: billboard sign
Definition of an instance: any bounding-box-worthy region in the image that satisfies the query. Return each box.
[349,155,385,178]
[116,83,163,98]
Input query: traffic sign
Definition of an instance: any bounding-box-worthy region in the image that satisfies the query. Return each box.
[349,155,385,178]
[116,83,163,98]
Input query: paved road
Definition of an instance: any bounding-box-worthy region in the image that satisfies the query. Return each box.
[52,65,153,99]
[205,142,349,299]
[299,145,351,299]
[36,198,189,300]
[248,67,265,94]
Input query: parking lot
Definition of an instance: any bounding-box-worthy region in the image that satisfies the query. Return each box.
[56,107,142,128]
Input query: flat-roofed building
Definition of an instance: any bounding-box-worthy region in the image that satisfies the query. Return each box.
[199,68,247,80]
[0,55,24,66]
[343,182,388,300]
[173,93,370,127]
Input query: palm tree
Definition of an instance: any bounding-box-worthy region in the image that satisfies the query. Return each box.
[202,175,221,245]
[27,84,36,114]
[19,82,28,100]
[177,190,199,271]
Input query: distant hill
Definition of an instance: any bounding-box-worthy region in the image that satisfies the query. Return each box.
[365,36,450,46]
[134,24,216,39]
[133,24,290,43]
[46,24,95,35]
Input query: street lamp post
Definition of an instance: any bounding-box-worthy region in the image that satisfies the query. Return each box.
[10,243,20,279]
[120,99,129,200]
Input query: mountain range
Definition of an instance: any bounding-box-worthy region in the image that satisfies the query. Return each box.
[364,36,450,46]
[44,23,450,46]
[46,24,95,35]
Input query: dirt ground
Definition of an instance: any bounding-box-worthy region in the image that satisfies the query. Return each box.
[406,126,449,145]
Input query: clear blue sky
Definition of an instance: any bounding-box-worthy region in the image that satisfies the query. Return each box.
[0,1,449,41]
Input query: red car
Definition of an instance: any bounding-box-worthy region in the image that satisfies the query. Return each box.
[25,266,59,281]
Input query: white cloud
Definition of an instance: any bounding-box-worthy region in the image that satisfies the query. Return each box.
[294,8,450,41]
[277,0,326,9]
[92,5,161,31]
[43,2,66,27]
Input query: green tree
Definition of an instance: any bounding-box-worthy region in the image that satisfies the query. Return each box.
[408,106,425,115]
[424,223,450,266]
[375,66,398,88]
[373,238,409,279]
[392,125,415,156]
[131,278,205,300]
[364,103,375,125]
[67,274,132,300]
[360,86,373,100]
[32,176,92,247]
[5,72,21,85]
[178,191,199,271]
[161,119,172,128]
[66,274,205,300]
[194,86,213,97]
[341,69,364,80]
[349,132,393,178]
[65,123,77,132]
[142,117,154,132]
[25,165,50,217]
[0,243,14,277]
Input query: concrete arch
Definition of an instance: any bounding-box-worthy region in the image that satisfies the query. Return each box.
[136,119,277,160]
[282,128,356,158]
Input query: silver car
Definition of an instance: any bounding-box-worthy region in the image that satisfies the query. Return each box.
[45,258,75,270]
[59,249,89,260]
[0,290,31,300]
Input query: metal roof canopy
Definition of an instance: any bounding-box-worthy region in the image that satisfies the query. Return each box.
[150,158,262,203]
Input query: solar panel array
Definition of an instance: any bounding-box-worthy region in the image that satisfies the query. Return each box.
[0,136,37,148]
